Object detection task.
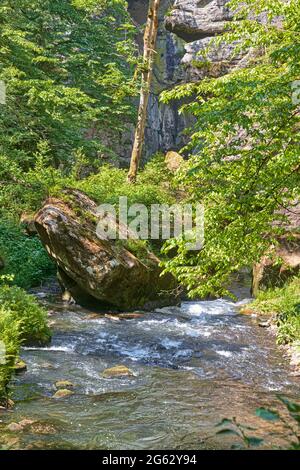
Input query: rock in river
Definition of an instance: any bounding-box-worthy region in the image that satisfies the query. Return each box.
[34,189,178,311]
[102,365,135,379]
[13,359,27,373]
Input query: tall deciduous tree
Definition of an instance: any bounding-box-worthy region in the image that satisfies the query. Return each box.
[127,0,161,183]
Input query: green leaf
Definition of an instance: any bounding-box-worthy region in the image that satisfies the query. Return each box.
[255,407,280,421]
[231,443,245,450]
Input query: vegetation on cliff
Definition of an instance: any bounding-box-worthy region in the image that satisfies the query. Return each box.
[0,0,137,176]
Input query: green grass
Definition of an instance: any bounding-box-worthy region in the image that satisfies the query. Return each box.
[0,283,51,406]
[250,277,300,345]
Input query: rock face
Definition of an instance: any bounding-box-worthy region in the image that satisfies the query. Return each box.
[124,0,192,164]
[121,0,237,163]
[165,0,247,80]
[165,0,233,41]
[34,189,177,310]
[165,151,184,172]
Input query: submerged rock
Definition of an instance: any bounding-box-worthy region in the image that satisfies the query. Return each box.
[35,189,177,310]
[52,389,74,399]
[18,419,36,428]
[55,380,75,390]
[6,422,24,432]
[6,419,36,433]
[102,365,135,379]
[28,422,57,435]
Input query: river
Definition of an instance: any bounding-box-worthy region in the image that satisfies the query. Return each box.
[0,287,299,450]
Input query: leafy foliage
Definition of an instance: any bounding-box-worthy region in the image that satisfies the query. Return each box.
[0,283,50,405]
[216,416,263,449]
[0,218,55,288]
[161,0,300,298]
[249,277,300,344]
[0,284,51,345]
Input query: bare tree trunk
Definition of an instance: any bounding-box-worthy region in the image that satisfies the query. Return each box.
[127,0,161,183]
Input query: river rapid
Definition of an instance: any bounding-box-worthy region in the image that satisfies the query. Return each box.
[0,287,299,450]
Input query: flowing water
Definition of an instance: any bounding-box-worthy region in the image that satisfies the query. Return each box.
[1,288,299,450]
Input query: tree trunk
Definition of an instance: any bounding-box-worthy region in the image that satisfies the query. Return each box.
[127,0,161,183]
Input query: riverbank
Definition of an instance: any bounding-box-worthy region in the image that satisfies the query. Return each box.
[0,284,51,407]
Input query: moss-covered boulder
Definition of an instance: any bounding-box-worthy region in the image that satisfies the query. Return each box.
[35,189,177,310]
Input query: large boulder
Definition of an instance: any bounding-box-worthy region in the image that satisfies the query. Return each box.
[165,151,184,172]
[34,189,177,310]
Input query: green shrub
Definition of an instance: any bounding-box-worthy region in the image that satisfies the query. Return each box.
[250,277,300,345]
[0,283,50,405]
[76,155,177,208]
[0,284,51,346]
[0,218,55,288]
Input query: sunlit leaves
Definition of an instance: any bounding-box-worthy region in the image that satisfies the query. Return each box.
[255,407,280,421]
[160,0,300,298]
